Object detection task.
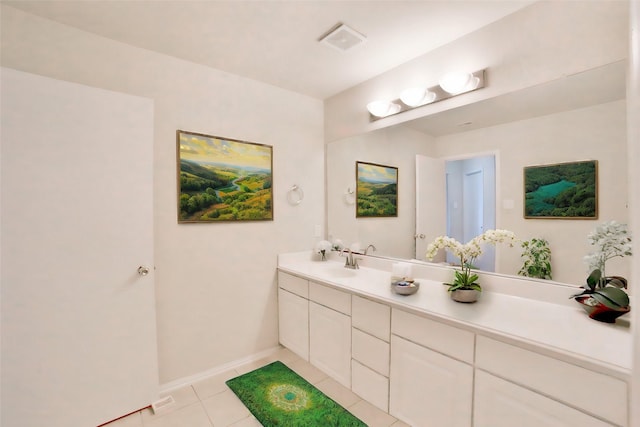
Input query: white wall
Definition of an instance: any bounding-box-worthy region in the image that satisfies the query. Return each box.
[628,1,640,424]
[435,100,628,284]
[0,5,324,385]
[325,0,629,142]
[327,126,434,259]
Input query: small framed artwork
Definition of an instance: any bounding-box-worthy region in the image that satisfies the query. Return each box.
[177,130,273,222]
[356,161,398,217]
[523,160,598,219]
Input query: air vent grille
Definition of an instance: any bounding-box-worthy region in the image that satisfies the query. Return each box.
[319,24,367,52]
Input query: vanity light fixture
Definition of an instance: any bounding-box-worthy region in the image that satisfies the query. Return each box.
[400,87,437,107]
[367,69,485,121]
[439,71,480,94]
[366,100,402,118]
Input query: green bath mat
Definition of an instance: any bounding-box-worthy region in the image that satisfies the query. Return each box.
[226,361,367,427]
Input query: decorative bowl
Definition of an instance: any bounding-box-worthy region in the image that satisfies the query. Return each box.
[574,295,630,323]
[392,281,420,296]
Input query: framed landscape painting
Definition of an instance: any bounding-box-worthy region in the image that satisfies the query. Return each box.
[177,130,273,222]
[356,161,398,217]
[524,160,598,219]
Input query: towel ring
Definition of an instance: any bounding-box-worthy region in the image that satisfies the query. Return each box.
[344,187,356,205]
[287,184,304,205]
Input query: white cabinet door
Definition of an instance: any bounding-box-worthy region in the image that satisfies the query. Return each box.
[309,302,351,388]
[389,335,472,427]
[474,370,615,427]
[1,68,157,427]
[278,288,309,360]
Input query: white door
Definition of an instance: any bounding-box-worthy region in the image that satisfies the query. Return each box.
[463,170,484,242]
[1,68,158,426]
[415,155,446,261]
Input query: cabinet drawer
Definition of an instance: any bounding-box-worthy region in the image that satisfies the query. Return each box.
[352,296,390,342]
[278,272,308,298]
[476,336,627,426]
[352,328,389,376]
[391,309,474,363]
[309,282,351,315]
[474,370,614,427]
[352,360,389,412]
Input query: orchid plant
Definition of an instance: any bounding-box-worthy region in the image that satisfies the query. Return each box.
[315,240,333,261]
[571,221,632,312]
[583,220,632,279]
[425,229,517,292]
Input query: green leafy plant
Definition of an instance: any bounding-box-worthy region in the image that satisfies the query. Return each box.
[425,229,516,292]
[518,238,552,280]
[571,269,629,310]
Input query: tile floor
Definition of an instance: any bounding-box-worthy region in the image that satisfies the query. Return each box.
[105,347,409,427]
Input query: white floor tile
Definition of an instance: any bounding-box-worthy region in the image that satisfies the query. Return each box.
[229,415,263,427]
[141,386,199,423]
[271,346,302,364]
[314,377,362,409]
[288,359,328,384]
[390,419,412,427]
[142,403,212,427]
[201,389,252,426]
[192,369,238,400]
[104,411,144,426]
[348,399,398,427]
[233,357,277,376]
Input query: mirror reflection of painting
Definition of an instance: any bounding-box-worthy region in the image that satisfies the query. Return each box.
[356,161,398,218]
[524,160,598,219]
[177,130,273,223]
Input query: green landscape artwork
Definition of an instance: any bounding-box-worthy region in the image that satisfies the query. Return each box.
[524,160,597,219]
[177,130,273,222]
[356,161,398,217]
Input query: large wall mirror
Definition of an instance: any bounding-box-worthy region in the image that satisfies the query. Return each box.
[326,60,629,286]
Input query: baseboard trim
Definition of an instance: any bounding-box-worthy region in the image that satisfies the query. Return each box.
[158,345,282,394]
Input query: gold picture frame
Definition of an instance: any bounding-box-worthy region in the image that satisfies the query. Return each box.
[523,160,598,219]
[177,130,273,222]
[356,161,398,218]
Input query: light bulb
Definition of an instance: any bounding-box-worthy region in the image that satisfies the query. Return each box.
[400,87,437,107]
[439,72,479,94]
[366,100,401,117]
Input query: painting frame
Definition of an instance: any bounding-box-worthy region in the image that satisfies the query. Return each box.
[356,161,399,218]
[177,130,273,223]
[523,160,598,220]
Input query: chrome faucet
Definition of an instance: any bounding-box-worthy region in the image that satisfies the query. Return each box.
[340,248,360,269]
[364,244,377,255]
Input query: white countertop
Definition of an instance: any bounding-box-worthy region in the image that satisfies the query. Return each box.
[278,251,631,377]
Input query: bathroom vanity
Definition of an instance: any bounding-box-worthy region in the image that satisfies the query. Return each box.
[277,251,631,427]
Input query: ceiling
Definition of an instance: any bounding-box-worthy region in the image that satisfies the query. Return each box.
[3,0,535,100]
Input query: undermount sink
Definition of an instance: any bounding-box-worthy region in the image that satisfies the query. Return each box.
[322,265,358,278]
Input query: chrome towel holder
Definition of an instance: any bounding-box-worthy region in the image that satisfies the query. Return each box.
[287,184,304,205]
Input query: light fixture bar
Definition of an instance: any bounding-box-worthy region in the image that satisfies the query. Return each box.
[368,69,486,121]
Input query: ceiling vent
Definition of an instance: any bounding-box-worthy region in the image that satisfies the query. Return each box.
[319,23,367,52]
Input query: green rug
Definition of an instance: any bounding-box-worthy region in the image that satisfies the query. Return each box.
[226,361,367,426]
